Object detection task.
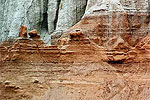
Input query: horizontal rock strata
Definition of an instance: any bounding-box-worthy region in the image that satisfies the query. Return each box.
[58,0,150,63]
[1,0,150,100]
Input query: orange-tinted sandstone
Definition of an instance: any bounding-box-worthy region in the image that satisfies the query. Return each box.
[28,29,41,39]
[2,2,150,100]
[19,25,28,38]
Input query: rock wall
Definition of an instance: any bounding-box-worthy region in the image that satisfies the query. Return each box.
[57,0,150,63]
[1,24,150,100]
[0,0,87,43]
[85,0,149,16]
[56,0,87,31]
[1,1,150,100]
[0,0,150,44]
[0,0,44,41]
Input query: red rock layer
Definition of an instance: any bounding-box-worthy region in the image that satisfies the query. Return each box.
[57,12,150,63]
[1,11,150,100]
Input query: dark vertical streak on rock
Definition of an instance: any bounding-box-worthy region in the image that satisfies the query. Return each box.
[147,0,150,32]
[42,0,48,31]
[76,0,88,24]
[54,0,61,30]
[81,0,88,21]
[85,0,88,13]
[148,0,150,13]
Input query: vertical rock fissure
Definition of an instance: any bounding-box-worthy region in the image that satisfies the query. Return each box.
[148,0,150,13]
[42,0,48,31]
[54,0,61,30]
[85,0,88,14]
[81,0,88,19]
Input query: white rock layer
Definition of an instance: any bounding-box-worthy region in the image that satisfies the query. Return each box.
[0,0,87,43]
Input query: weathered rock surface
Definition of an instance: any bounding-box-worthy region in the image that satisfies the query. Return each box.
[1,29,150,100]
[0,0,46,41]
[55,0,87,32]
[19,25,28,38]
[49,0,87,45]
[58,0,150,63]
[0,0,87,43]
[28,29,41,39]
[1,0,150,100]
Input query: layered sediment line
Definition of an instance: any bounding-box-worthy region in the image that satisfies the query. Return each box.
[1,0,150,100]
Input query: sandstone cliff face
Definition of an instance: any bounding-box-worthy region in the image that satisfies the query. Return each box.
[0,0,87,43]
[58,0,150,63]
[1,0,150,100]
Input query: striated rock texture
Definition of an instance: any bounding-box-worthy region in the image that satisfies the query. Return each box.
[1,24,150,100]
[51,0,150,45]
[0,0,87,43]
[58,0,150,63]
[1,0,150,100]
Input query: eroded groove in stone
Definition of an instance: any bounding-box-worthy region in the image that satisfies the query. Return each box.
[54,0,61,30]
[41,0,48,31]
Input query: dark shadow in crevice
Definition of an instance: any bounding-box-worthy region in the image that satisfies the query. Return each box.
[41,0,48,31]
[107,60,124,64]
[42,12,48,31]
[54,0,61,30]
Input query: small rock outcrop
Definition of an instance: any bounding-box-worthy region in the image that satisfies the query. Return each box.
[69,30,84,40]
[28,29,40,40]
[19,25,28,38]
